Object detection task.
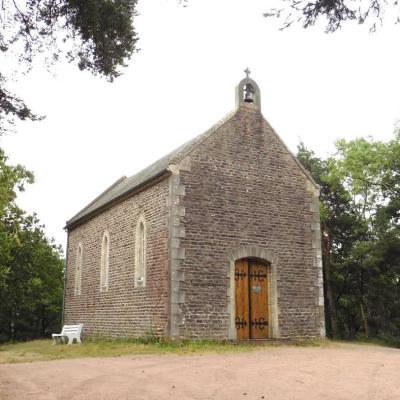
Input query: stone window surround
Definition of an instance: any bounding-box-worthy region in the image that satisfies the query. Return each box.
[74,242,83,296]
[226,245,280,340]
[134,214,147,288]
[100,231,110,292]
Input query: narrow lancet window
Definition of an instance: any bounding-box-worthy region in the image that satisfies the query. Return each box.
[75,243,83,296]
[135,215,147,287]
[100,231,110,292]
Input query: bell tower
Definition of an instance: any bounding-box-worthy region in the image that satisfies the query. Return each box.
[236,68,261,110]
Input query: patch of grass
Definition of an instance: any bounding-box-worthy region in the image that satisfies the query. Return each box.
[341,335,400,349]
[0,337,331,364]
[0,338,250,364]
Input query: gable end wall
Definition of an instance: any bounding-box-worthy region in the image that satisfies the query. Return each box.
[175,106,324,339]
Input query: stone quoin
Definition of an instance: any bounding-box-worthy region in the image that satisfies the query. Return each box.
[63,71,326,340]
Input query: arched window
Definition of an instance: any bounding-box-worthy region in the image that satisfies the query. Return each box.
[74,243,82,296]
[100,231,110,292]
[135,215,147,287]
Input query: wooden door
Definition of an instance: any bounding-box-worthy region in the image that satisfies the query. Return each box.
[235,259,249,340]
[235,259,269,339]
[249,261,269,339]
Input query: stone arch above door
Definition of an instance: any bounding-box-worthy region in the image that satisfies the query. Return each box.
[226,245,280,340]
[227,245,278,264]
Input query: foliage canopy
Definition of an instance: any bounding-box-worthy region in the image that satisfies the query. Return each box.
[265,0,400,32]
[0,0,138,133]
[297,131,400,340]
[0,149,64,342]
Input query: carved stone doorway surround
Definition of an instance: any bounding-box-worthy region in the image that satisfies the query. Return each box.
[227,246,280,340]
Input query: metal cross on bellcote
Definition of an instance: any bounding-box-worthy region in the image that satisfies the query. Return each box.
[244,67,251,79]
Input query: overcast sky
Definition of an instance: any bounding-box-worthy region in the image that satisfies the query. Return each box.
[2,0,400,250]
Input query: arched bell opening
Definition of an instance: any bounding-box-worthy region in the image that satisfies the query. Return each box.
[235,69,261,110]
[243,83,255,103]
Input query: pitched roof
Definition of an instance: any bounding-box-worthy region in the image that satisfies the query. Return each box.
[65,110,237,229]
[66,106,319,230]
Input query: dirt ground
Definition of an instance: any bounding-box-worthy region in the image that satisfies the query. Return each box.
[0,343,399,400]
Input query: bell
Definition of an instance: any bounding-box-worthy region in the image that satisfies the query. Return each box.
[244,84,255,103]
[244,91,254,103]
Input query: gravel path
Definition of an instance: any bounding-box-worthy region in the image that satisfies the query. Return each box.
[0,344,399,400]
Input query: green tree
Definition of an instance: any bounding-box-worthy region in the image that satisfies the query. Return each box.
[327,133,400,338]
[298,132,400,341]
[297,143,362,338]
[1,0,138,133]
[0,214,64,342]
[0,149,64,342]
[0,148,33,288]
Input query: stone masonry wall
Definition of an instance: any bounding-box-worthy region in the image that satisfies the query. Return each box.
[64,178,170,339]
[176,105,323,339]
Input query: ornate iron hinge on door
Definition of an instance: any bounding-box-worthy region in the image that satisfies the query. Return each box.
[235,318,248,329]
[249,270,267,282]
[250,318,268,330]
[235,270,247,281]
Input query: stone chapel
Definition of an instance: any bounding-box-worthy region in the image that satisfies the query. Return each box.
[63,72,326,340]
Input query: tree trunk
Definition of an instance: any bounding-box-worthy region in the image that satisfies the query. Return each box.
[359,269,369,337]
[323,232,339,338]
[360,301,369,337]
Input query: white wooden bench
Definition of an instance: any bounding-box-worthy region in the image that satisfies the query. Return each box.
[52,324,83,344]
